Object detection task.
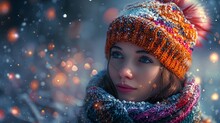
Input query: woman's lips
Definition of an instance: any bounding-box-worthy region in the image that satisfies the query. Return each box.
[116,84,137,93]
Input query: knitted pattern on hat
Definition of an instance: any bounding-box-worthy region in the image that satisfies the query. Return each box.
[79,71,201,123]
[105,0,207,80]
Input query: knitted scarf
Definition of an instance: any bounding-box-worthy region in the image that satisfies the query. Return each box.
[79,71,201,123]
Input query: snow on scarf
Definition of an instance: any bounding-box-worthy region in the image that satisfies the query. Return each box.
[78,71,201,123]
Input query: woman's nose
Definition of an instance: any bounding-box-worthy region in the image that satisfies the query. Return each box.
[119,67,133,80]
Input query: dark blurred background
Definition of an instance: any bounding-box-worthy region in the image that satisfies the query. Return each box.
[0,0,219,122]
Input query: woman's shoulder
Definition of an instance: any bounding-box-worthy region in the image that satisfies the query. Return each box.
[87,70,107,89]
[75,105,93,123]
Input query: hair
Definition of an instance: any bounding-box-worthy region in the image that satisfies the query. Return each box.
[148,66,185,103]
[98,62,185,103]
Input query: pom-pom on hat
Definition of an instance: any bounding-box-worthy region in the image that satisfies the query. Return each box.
[105,0,210,80]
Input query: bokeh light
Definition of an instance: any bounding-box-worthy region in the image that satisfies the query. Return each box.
[26,50,33,57]
[39,50,46,58]
[195,76,202,85]
[53,111,59,118]
[0,0,219,122]
[50,53,54,58]
[71,65,78,72]
[64,60,73,72]
[10,106,20,117]
[41,109,45,115]
[103,8,118,23]
[14,74,21,79]
[73,76,80,85]
[30,80,39,91]
[0,109,5,120]
[61,61,66,67]
[0,1,10,15]
[210,52,219,63]
[46,7,56,20]
[91,69,98,76]
[202,118,212,123]
[7,28,19,43]
[48,42,55,50]
[66,60,73,68]
[52,73,67,87]
[211,93,219,101]
[7,73,15,80]
[84,63,91,70]
[93,102,102,110]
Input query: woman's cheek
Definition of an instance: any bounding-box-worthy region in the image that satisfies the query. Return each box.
[144,67,160,80]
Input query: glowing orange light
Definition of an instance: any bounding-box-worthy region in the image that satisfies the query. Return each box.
[46,7,56,20]
[93,102,102,110]
[48,43,55,50]
[84,63,91,70]
[211,93,219,101]
[202,118,212,123]
[52,73,67,87]
[64,60,73,72]
[66,60,73,68]
[10,106,20,117]
[7,28,19,43]
[0,109,5,120]
[72,65,78,72]
[27,50,33,56]
[210,52,219,63]
[0,1,10,15]
[30,80,39,91]
[73,76,80,85]
[103,8,118,23]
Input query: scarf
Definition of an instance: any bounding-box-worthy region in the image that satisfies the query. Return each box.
[79,71,201,123]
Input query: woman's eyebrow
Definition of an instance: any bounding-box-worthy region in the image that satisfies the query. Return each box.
[111,46,122,50]
[136,50,148,54]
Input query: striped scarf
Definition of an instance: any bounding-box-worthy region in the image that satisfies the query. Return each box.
[79,71,201,123]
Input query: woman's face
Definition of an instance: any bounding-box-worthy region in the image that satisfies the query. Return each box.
[108,42,162,102]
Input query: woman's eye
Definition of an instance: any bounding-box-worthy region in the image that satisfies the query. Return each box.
[139,56,153,64]
[111,51,123,59]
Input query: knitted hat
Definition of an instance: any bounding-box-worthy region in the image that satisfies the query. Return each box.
[105,0,210,80]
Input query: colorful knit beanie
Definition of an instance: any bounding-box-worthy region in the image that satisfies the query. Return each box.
[105,0,210,80]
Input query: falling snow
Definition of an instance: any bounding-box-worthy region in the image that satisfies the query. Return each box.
[0,0,220,122]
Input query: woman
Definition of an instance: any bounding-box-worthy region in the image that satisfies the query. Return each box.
[78,0,210,122]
